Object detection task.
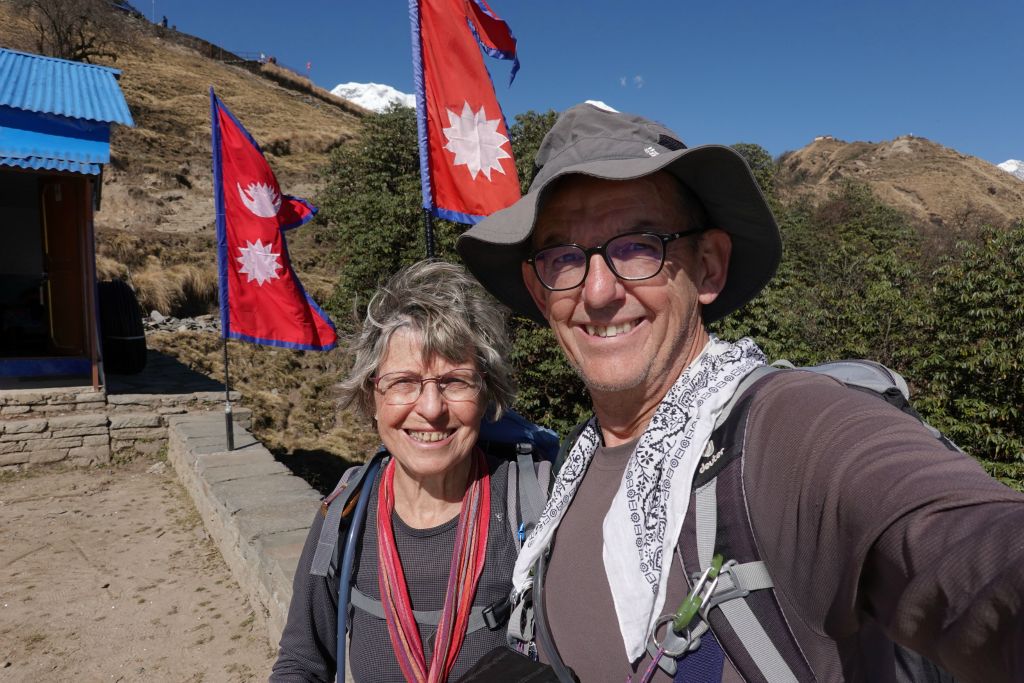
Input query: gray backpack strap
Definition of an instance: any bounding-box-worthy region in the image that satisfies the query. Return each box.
[714,365,779,432]
[515,443,547,538]
[310,449,386,577]
[692,480,799,683]
[507,461,522,550]
[808,359,910,399]
[349,587,509,633]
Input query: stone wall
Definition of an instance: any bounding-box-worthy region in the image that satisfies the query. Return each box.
[0,386,251,471]
[0,413,110,468]
[0,387,105,418]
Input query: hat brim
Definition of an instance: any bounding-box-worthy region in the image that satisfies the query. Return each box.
[456,145,781,325]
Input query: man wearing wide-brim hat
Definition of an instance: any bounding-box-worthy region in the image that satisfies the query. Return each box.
[457,102,1024,682]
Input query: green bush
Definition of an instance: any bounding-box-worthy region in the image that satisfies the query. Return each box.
[913,222,1024,461]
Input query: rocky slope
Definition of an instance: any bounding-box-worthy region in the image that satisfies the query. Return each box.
[776,135,1024,231]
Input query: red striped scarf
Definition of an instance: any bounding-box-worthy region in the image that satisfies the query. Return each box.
[377,449,491,683]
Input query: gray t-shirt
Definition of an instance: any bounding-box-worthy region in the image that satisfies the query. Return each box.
[350,460,517,682]
[271,457,519,683]
[543,439,744,682]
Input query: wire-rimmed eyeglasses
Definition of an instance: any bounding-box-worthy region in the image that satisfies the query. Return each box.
[525,229,705,291]
[373,369,485,405]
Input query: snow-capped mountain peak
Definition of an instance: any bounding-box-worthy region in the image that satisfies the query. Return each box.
[997,159,1024,181]
[330,82,415,113]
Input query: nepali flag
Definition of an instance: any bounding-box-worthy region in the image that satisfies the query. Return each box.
[210,89,337,351]
[410,0,521,224]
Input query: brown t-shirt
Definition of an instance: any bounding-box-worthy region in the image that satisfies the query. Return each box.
[542,371,1024,682]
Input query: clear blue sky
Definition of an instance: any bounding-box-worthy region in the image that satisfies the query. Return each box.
[154,0,1022,165]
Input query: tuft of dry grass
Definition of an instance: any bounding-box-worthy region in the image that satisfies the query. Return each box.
[95,255,129,281]
[132,261,218,316]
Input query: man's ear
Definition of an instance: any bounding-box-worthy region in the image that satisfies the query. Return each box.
[521,261,550,318]
[696,229,732,306]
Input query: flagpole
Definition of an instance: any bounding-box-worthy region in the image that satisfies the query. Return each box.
[423,209,436,258]
[223,337,234,451]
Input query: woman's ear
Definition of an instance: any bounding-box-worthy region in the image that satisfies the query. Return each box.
[696,229,732,306]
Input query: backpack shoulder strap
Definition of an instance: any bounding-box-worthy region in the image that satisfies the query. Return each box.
[508,443,552,549]
[310,448,386,578]
[713,364,782,433]
[678,374,816,681]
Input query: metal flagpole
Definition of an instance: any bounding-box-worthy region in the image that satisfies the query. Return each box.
[424,209,436,258]
[222,337,234,451]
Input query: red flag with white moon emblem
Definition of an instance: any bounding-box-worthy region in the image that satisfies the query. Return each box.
[411,0,521,224]
[210,90,336,350]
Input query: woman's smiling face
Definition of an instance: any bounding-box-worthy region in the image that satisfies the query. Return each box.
[372,327,486,481]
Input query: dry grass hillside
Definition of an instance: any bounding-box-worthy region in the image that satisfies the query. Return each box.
[776,135,1024,232]
[0,2,378,465]
[0,1,363,311]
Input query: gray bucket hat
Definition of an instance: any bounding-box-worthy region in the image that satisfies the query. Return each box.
[456,102,781,324]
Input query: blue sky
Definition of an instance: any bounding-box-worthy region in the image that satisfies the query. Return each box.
[155,0,1022,165]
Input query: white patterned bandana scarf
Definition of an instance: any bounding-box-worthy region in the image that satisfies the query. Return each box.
[511,336,766,661]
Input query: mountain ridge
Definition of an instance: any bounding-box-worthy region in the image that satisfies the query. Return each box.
[776,135,1024,230]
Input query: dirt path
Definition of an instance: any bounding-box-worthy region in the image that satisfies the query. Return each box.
[0,459,276,682]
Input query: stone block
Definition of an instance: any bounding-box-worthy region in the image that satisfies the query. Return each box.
[68,444,111,463]
[132,440,164,455]
[157,406,188,415]
[29,448,69,464]
[195,448,275,470]
[234,498,320,546]
[48,414,108,429]
[201,460,291,484]
[6,392,44,405]
[107,393,161,407]
[45,393,78,405]
[3,418,48,434]
[32,405,67,413]
[109,413,162,429]
[51,426,109,438]
[212,475,314,515]
[73,391,105,404]
[109,427,165,440]
[26,436,82,451]
[82,434,110,446]
[0,441,25,454]
[0,450,30,466]
[1,431,48,442]
[1,406,31,415]
[192,391,239,404]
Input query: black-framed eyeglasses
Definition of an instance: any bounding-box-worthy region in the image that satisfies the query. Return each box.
[525,229,705,291]
[373,369,485,406]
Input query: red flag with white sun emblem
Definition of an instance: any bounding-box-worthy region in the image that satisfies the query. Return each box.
[210,90,337,350]
[411,0,521,224]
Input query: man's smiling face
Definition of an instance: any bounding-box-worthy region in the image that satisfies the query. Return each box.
[522,172,722,400]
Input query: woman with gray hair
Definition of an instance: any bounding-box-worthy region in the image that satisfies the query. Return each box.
[272,260,550,683]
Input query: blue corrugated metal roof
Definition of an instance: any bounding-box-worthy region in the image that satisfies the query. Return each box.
[0,47,133,126]
[0,156,102,174]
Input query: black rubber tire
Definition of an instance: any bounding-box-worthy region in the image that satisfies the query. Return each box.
[98,279,147,375]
